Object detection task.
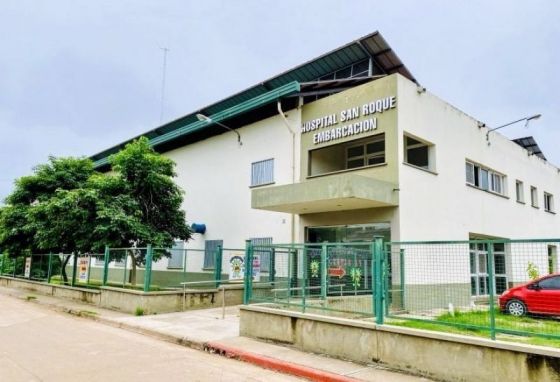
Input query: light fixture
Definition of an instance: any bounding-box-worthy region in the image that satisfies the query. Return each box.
[486,114,541,143]
[196,113,242,146]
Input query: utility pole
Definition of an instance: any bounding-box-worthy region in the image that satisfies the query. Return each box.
[159,46,169,124]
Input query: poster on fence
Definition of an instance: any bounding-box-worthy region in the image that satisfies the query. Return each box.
[24,257,31,278]
[228,255,244,281]
[252,255,261,282]
[78,257,89,282]
[228,254,261,282]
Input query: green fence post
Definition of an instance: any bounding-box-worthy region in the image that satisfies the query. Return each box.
[47,253,53,283]
[302,246,307,313]
[143,245,153,293]
[243,240,253,304]
[102,246,109,286]
[371,241,376,318]
[400,249,405,310]
[123,251,128,288]
[487,242,496,340]
[374,236,384,325]
[320,243,327,299]
[87,255,92,286]
[269,247,276,284]
[287,245,292,304]
[71,254,78,287]
[214,245,223,288]
[384,248,390,316]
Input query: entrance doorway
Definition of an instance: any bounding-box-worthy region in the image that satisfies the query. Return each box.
[306,223,390,243]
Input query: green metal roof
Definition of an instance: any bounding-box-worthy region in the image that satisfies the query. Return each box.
[91,31,415,168]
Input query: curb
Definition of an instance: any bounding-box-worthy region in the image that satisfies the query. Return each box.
[205,341,360,382]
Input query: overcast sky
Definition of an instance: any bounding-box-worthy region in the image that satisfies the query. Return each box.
[1,1,559,202]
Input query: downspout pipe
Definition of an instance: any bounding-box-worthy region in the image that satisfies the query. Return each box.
[277,100,297,244]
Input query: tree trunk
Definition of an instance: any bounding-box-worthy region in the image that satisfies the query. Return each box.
[61,255,71,285]
[128,250,137,287]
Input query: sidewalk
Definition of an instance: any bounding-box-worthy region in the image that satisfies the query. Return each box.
[0,286,431,382]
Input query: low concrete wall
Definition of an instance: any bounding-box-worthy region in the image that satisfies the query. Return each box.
[0,276,243,314]
[0,276,100,304]
[100,284,244,314]
[240,305,560,382]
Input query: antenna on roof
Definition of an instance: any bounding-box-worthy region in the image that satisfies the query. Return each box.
[159,46,170,123]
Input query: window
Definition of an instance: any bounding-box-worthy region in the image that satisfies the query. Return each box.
[308,134,385,176]
[167,241,185,269]
[515,180,524,203]
[465,161,506,196]
[251,237,273,272]
[548,245,558,274]
[251,159,274,187]
[404,135,434,170]
[203,240,223,269]
[346,134,385,169]
[531,186,538,208]
[544,192,554,212]
[538,276,560,290]
[470,242,508,296]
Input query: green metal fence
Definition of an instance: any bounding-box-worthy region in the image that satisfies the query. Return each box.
[244,238,560,347]
[0,244,244,293]
[245,238,385,323]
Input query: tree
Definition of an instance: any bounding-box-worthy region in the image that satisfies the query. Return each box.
[104,137,192,285]
[0,157,95,283]
[0,137,192,287]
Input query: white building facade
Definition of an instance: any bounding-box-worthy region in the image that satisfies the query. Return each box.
[91,32,559,297]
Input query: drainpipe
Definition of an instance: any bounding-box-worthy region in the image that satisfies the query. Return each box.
[277,100,297,243]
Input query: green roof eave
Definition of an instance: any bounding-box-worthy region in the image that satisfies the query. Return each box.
[93,81,300,169]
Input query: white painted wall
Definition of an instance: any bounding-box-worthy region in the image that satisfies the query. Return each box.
[396,74,560,283]
[397,74,560,241]
[160,109,301,261]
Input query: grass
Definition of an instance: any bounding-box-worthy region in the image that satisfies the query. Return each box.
[388,309,560,348]
[134,307,145,316]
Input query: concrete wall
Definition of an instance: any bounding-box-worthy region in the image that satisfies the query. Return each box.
[0,276,101,304]
[240,305,560,382]
[0,276,243,314]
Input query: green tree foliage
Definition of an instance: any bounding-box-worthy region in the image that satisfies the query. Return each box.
[0,137,192,285]
[0,157,94,282]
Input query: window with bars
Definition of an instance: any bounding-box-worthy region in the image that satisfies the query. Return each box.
[250,237,273,272]
[251,159,274,187]
[167,241,185,269]
[203,240,223,269]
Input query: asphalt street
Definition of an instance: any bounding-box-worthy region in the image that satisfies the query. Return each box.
[0,294,302,382]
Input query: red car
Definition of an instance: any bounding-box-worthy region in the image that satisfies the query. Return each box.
[499,273,560,316]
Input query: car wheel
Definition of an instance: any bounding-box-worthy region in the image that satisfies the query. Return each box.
[506,299,527,316]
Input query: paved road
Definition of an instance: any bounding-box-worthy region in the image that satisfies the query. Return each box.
[0,295,302,382]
